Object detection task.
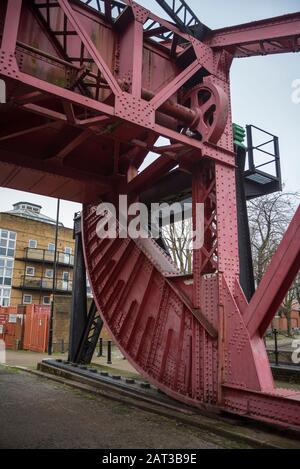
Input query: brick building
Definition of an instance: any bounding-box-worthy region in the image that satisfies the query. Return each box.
[272,307,300,332]
[0,201,75,307]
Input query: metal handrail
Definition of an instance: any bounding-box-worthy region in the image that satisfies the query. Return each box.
[21,274,73,292]
[23,247,74,266]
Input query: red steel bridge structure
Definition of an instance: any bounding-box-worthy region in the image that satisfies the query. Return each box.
[0,0,300,429]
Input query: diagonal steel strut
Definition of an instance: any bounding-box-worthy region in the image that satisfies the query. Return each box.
[244,205,300,338]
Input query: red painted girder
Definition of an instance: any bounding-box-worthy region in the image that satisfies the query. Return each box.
[206,12,300,57]
[222,385,300,429]
[0,150,112,202]
[125,154,178,195]
[57,0,122,96]
[82,204,220,405]
[1,0,21,52]
[82,203,300,428]
[0,74,234,166]
[244,205,300,338]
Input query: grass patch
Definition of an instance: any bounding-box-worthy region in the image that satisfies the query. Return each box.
[111,402,131,415]
[0,364,20,373]
[275,380,300,391]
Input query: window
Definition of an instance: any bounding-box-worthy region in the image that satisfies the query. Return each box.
[0,229,16,257]
[23,294,32,304]
[0,287,11,306]
[62,272,69,282]
[62,272,69,290]
[0,258,14,286]
[28,240,37,249]
[43,296,51,305]
[45,269,53,278]
[26,266,35,276]
[48,243,55,252]
[64,246,72,264]
[86,275,92,297]
[0,230,15,292]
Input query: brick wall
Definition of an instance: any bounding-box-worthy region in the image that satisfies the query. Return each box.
[0,212,75,306]
[52,296,71,353]
[52,295,111,353]
[271,310,300,332]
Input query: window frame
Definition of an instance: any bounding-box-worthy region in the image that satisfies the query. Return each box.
[23,294,32,305]
[0,229,16,257]
[62,271,69,282]
[48,243,55,252]
[28,239,37,249]
[0,287,11,306]
[42,296,51,305]
[0,257,14,287]
[25,266,35,277]
[45,268,54,278]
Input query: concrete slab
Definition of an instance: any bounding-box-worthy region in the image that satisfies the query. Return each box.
[0,366,233,449]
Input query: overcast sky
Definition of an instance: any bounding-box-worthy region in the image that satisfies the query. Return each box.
[0,0,299,228]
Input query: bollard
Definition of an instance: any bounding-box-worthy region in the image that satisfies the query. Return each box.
[97,337,103,357]
[274,328,279,366]
[61,339,65,354]
[107,340,112,364]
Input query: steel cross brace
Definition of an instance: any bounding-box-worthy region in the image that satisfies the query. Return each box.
[245,205,300,338]
[0,0,227,163]
[206,12,300,58]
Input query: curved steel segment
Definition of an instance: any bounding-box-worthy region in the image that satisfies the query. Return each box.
[82,203,219,406]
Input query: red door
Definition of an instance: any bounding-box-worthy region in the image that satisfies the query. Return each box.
[0,312,24,350]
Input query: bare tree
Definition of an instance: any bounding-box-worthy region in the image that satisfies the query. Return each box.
[162,218,193,273]
[161,191,299,335]
[248,192,296,283]
[248,191,299,335]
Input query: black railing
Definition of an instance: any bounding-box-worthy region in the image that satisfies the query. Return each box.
[266,329,300,367]
[22,247,74,266]
[245,125,282,190]
[20,274,73,293]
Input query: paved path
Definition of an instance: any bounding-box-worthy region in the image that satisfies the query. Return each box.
[266,334,300,352]
[0,366,235,449]
[5,349,137,374]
